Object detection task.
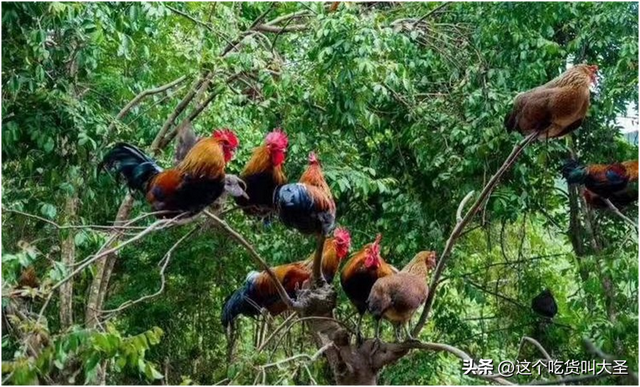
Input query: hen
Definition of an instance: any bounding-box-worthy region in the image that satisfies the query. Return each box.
[504,64,598,139]
[367,251,437,341]
[101,129,239,217]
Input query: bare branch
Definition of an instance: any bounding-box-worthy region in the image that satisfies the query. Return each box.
[382,340,514,385]
[100,227,199,320]
[413,132,537,337]
[583,338,638,384]
[603,198,638,231]
[254,24,307,33]
[257,313,297,352]
[456,190,475,223]
[107,75,188,133]
[260,342,333,370]
[37,214,194,326]
[412,2,452,27]
[221,3,277,56]
[517,336,552,361]
[202,210,299,310]
[263,9,311,26]
[149,76,206,153]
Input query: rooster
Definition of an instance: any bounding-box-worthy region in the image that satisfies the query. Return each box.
[235,129,288,217]
[340,234,395,343]
[221,228,351,328]
[562,159,638,199]
[504,64,598,140]
[173,122,248,203]
[275,152,335,236]
[367,251,437,341]
[101,129,239,217]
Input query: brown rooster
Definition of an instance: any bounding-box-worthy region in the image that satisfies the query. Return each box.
[367,251,437,341]
[235,129,288,216]
[340,234,395,343]
[504,64,598,139]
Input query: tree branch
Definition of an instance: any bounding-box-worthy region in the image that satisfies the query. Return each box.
[254,24,307,33]
[202,210,299,310]
[100,226,199,321]
[106,75,188,133]
[412,132,538,336]
[603,198,638,231]
[221,3,277,56]
[149,75,206,153]
[378,340,514,385]
[412,2,452,27]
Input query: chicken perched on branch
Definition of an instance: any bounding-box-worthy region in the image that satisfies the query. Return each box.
[275,152,336,236]
[101,129,239,217]
[368,251,437,341]
[531,289,557,319]
[221,228,351,328]
[173,121,248,203]
[340,234,396,343]
[504,64,598,139]
[235,129,288,217]
[562,160,638,199]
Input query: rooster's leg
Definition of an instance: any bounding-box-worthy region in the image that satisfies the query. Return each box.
[403,324,414,341]
[355,313,364,344]
[394,324,402,342]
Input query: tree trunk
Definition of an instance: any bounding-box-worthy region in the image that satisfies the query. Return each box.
[85,194,134,328]
[59,193,78,329]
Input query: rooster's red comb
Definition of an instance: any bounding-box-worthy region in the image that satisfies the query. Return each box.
[333,227,351,246]
[308,151,318,164]
[265,128,288,149]
[213,129,239,148]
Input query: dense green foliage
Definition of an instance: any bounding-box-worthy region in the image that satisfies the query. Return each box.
[2,2,638,385]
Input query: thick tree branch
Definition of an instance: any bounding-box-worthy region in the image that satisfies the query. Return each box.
[202,210,299,310]
[412,132,538,336]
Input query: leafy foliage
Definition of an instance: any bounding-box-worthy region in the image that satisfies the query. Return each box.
[2,2,637,385]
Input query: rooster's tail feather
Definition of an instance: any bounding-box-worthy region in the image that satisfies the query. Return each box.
[100,143,162,193]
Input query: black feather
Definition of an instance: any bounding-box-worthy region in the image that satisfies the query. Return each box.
[274,183,335,235]
[100,143,162,193]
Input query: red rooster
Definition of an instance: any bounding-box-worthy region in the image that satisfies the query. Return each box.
[221,228,352,328]
[562,159,638,199]
[367,251,437,341]
[275,152,336,236]
[235,129,289,216]
[101,129,239,217]
[340,234,395,343]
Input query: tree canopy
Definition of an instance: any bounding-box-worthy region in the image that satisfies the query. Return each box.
[1,2,638,385]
